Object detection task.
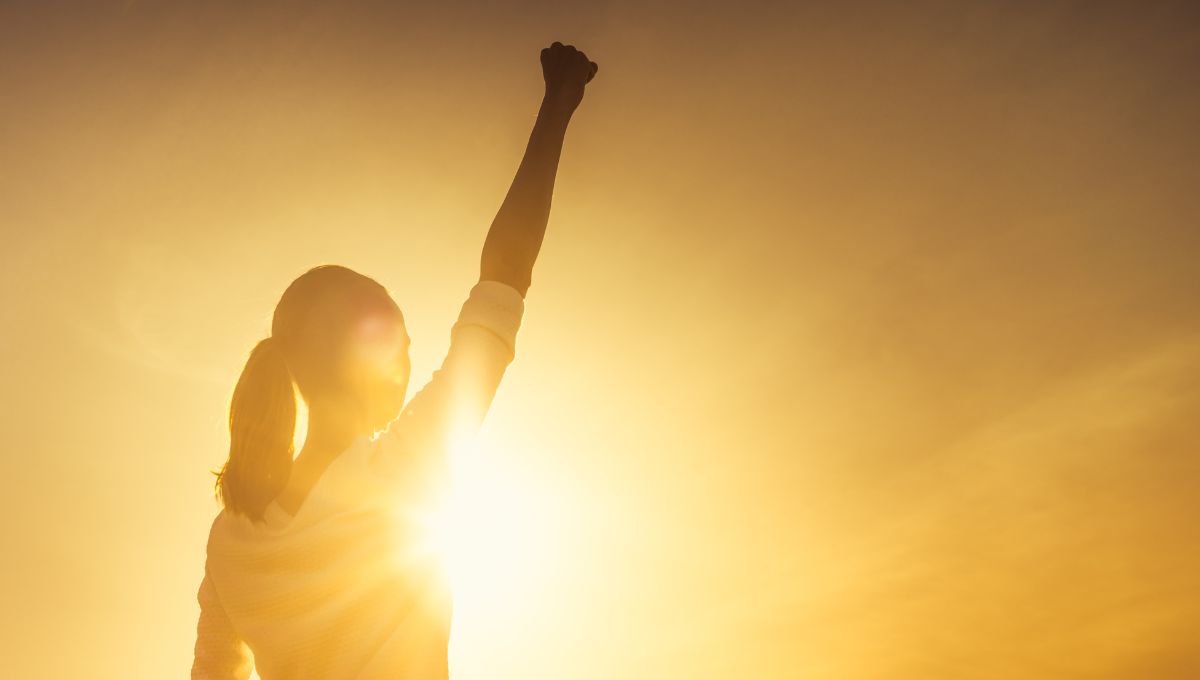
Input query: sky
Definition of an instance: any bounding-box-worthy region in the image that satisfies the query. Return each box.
[2,1,1198,678]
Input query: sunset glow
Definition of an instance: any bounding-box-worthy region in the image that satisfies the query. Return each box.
[3,2,1199,679]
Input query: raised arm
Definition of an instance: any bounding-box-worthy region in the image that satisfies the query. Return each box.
[370,42,597,488]
[479,41,598,298]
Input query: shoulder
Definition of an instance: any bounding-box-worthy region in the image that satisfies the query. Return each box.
[204,508,235,551]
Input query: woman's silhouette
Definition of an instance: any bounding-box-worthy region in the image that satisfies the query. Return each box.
[191,42,598,679]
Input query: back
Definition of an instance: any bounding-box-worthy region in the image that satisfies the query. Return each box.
[201,438,452,679]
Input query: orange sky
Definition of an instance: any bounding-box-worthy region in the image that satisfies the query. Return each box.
[2,2,1198,678]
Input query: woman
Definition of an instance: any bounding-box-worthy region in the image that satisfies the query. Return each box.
[191,42,598,679]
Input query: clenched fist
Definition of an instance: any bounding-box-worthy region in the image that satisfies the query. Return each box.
[541,41,598,114]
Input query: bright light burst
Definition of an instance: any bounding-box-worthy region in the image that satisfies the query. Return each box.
[406,425,559,607]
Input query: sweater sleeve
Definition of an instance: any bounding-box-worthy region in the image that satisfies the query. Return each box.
[191,569,254,680]
[370,279,525,484]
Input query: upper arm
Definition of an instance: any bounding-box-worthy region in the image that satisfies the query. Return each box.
[192,570,253,680]
[371,279,526,484]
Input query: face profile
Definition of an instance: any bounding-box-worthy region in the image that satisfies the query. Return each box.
[341,311,412,433]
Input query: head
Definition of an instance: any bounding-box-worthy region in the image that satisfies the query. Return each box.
[213,264,411,521]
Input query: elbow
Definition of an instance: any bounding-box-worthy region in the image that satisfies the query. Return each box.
[479,258,532,298]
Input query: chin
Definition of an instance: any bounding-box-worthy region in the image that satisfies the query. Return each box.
[369,393,406,431]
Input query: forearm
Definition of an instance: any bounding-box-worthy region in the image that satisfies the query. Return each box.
[192,572,254,680]
[479,95,574,297]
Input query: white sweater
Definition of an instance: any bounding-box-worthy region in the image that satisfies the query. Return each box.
[192,280,526,679]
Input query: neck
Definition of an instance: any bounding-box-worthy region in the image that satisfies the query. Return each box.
[300,400,365,462]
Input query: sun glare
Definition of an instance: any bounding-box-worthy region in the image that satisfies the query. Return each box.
[421,426,557,605]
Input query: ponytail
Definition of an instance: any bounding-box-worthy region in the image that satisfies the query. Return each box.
[213,336,297,522]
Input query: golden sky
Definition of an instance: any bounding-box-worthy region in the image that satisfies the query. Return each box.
[2,1,1198,678]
